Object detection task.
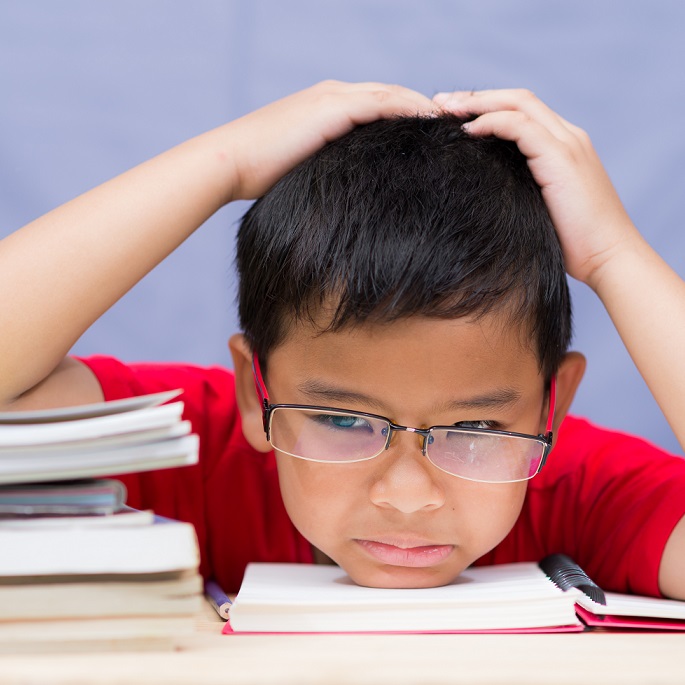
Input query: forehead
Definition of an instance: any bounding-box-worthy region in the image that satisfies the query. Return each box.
[266,314,542,414]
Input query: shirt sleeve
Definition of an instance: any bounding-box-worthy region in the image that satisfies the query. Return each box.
[75,354,242,579]
[78,354,314,590]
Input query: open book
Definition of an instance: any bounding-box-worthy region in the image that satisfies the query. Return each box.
[224,556,685,634]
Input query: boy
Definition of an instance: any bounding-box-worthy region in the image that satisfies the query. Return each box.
[0,82,684,597]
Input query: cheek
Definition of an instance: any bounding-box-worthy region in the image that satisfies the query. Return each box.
[450,480,528,553]
[275,455,361,544]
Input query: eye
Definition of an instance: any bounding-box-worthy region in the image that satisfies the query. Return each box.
[452,420,497,430]
[312,413,373,432]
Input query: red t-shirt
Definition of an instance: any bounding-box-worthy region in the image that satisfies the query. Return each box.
[79,355,685,596]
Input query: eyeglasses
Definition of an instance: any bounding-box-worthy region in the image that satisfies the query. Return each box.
[252,355,556,484]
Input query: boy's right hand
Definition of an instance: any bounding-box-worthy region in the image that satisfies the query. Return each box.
[224,81,435,201]
[0,81,433,410]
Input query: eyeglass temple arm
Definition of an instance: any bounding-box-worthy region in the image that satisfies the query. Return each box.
[545,374,557,440]
[252,354,271,430]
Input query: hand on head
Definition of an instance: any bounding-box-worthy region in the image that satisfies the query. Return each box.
[228,81,436,201]
[433,88,639,289]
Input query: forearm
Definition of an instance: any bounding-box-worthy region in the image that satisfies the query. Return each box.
[0,123,238,404]
[590,229,685,452]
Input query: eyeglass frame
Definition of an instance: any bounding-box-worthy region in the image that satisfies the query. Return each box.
[251,353,557,481]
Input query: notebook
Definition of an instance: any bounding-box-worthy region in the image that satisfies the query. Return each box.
[224,555,685,634]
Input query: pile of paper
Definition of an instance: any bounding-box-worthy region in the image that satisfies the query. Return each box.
[0,392,202,653]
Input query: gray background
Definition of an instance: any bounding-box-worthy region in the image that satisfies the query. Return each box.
[1,1,683,453]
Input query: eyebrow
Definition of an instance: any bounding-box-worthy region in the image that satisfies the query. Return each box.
[438,388,523,412]
[297,381,387,411]
[296,380,523,414]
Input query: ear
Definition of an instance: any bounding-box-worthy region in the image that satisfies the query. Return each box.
[548,351,586,443]
[228,334,273,453]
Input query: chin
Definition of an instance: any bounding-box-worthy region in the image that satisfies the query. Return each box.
[344,563,462,589]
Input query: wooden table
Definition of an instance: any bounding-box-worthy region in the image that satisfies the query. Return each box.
[1,601,684,685]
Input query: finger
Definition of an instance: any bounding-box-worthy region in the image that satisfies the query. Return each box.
[434,88,573,142]
[247,81,436,150]
[288,82,436,144]
[328,80,436,117]
[461,110,570,176]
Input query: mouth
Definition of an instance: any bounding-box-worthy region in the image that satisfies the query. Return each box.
[354,538,454,568]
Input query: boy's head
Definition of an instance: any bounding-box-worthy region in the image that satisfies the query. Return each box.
[230,115,585,589]
[237,114,571,379]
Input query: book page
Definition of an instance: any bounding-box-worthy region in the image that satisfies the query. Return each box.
[0,390,181,424]
[229,562,581,632]
[577,592,685,620]
[236,562,567,607]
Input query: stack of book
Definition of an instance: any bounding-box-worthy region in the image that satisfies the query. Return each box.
[0,391,202,653]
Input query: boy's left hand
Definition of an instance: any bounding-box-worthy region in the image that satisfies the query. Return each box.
[434,90,685,599]
[433,89,640,291]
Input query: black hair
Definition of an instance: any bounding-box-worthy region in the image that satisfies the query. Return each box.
[236,114,571,379]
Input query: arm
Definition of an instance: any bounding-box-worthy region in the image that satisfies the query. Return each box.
[435,88,685,599]
[0,81,434,410]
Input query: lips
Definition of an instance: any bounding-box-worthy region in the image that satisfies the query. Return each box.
[355,538,454,568]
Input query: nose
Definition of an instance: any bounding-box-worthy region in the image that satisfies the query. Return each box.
[368,432,445,513]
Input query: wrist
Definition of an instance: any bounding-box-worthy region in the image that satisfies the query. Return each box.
[584,226,652,297]
[163,123,241,211]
